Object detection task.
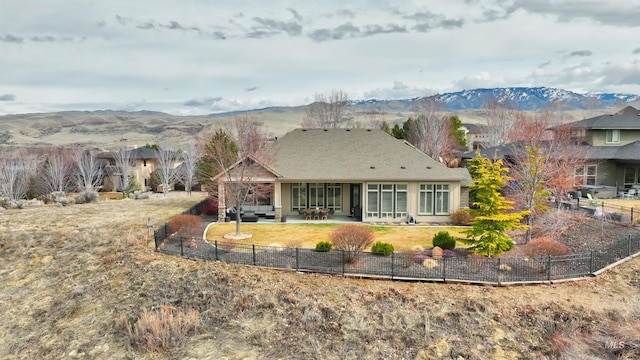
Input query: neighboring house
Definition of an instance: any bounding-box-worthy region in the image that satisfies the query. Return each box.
[552,106,640,193]
[216,128,471,223]
[100,147,183,191]
[459,106,640,197]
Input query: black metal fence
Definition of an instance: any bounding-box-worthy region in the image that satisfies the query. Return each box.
[153,221,640,286]
[560,198,638,225]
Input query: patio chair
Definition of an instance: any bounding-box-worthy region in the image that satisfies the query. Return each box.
[622,188,637,200]
[586,193,599,206]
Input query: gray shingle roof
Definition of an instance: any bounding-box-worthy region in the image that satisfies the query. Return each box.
[551,106,640,130]
[268,128,468,182]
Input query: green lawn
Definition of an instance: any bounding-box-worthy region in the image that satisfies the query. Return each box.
[205,223,467,252]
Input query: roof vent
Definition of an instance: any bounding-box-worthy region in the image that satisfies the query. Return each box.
[367,129,371,131]
[400,166,406,169]
[323,129,328,131]
[370,166,375,169]
[302,129,307,131]
[426,166,432,169]
[346,129,351,131]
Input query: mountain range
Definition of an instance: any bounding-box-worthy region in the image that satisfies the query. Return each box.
[1,86,638,148]
[353,86,640,112]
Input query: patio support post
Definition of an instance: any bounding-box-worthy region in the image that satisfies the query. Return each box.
[274,182,282,222]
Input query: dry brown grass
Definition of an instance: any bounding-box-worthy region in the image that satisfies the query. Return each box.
[1,195,639,359]
[205,223,466,252]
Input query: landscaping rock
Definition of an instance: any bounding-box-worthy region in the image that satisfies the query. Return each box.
[432,246,443,259]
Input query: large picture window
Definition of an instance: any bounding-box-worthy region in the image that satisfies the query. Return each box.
[419,184,450,215]
[366,183,408,219]
[291,183,342,211]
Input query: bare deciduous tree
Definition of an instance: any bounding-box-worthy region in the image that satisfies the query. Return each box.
[481,96,519,148]
[155,145,182,195]
[0,151,38,201]
[114,148,135,194]
[179,142,202,196]
[302,89,354,128]
[199,114,274,236]
[35,149,74,195]
[406,97,457,161]
[506,112,588,242]
[72,148,104,191]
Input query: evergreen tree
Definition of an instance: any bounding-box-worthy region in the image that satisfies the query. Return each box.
[461,154,529,256]
[450,115,467,147]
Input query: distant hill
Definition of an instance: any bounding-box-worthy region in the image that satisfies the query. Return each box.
[1,86,638,148]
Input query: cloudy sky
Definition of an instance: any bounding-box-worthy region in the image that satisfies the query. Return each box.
[1,0,640,115]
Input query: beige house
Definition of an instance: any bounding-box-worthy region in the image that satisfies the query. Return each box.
[101,147,183,191]
[217,128,471,223]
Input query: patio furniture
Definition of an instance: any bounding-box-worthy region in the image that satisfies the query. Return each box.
[623,188,637,200]
[586,193,599,206]
[241,211,259,222]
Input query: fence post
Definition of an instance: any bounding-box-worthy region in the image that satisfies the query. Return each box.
[442,256,446,282]
[547,255,551,281]
[629,235,632,257]
[342,250,345,275]
[295,248,299,271]
[631,207,634,225]
[180,237,184,257]
[252,244,256,266]
[215,240,218,261]
[164,222,167,240]
[391,253,395,279]
[497,258,501,286]
[589,251,594,273]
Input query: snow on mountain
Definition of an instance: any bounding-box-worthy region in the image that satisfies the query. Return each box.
[354,87,639,112]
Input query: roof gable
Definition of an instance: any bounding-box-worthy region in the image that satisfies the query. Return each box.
[556,106,640,130]
[269,128,467,181]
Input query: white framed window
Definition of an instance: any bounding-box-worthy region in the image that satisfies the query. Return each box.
[291,183,307,210]
[366,183,409,219]
[419,183,450,215]
[326,183,342,212]
[606,129,620,143]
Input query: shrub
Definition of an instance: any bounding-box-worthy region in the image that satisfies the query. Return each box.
[168,215,203,237]
[524,237,571,257]
[330,224,374,263]
[315,241,332,252]
[74,190,99,204]
[450,208,473,225]
[371,241,394,256]
[433,231,456,250]
[124,305,199,353]
[131,191,150,200]
[197,197,219,216]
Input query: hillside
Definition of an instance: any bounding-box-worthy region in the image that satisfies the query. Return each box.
[0,86,638,149]
[0,196,639,359]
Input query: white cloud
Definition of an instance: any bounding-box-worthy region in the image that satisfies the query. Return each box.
[1,0,639,115]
